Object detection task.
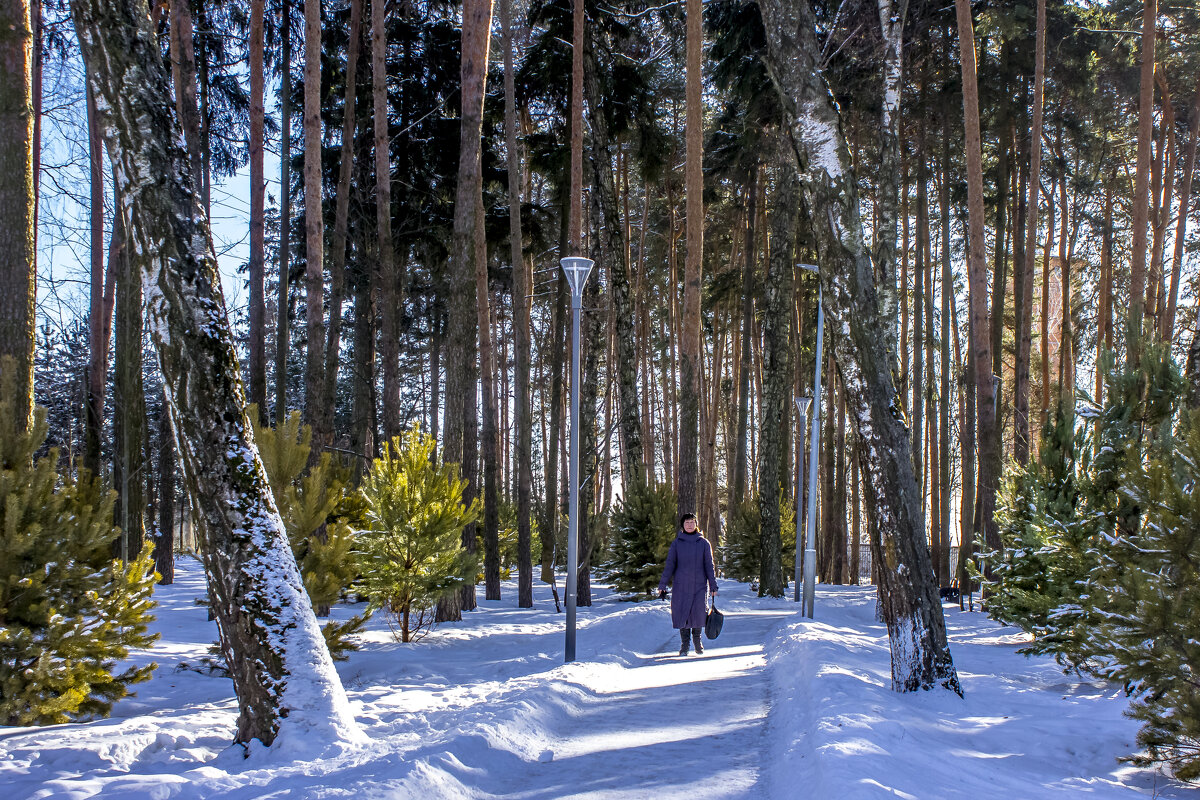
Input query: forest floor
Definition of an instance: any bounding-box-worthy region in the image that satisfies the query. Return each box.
[3,556,1197,799]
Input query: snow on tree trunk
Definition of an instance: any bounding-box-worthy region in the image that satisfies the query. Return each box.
[71,0,363,748]
[757,0,961,694]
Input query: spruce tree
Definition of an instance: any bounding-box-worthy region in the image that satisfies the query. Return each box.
[0,398,157,726]
[607,479,677,598]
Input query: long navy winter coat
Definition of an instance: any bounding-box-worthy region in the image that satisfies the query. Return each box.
[658,530,718,629]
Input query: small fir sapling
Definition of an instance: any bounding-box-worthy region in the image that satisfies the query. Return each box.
[606,478,677,598]
[356,428,480,642]
[0,389,158,725]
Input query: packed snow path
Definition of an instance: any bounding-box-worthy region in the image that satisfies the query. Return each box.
[3,557,1195,798]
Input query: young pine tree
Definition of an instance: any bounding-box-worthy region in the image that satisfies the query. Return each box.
[357,429,480,642]
[252,408,367,658]
[0,400,157,725]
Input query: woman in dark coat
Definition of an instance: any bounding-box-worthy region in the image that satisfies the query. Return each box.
[658,513,718,655]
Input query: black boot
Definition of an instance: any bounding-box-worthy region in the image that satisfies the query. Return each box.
[679,629,689,656]
[692,629,704,654]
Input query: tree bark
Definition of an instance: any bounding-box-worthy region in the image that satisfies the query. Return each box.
[248,0,267,418]
[583,27,642,483]
[733,171,758,506]
[374,0,400,442]
[502,0,533,608]
[0,0,34,436]
[1014,0,1044,464]
[1129,0,1156,361]
[112,206,145,564]
[155,399,176,584]
[72,0,361,745]
[758,0,961,693]
[439,0,493,622]
[85,87,108,473]
[275,0,292,424]
[758,156,796,598]
[323,0,363,431]
[954,0,999,556]
[874,0,907,363]
[1164,80,1199,343]
[302,0,327,445]
[678,0,703,515]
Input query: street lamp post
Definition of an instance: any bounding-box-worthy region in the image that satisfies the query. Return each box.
[561,256,593,662]
[799,264,823,619]
[793,396,811,603]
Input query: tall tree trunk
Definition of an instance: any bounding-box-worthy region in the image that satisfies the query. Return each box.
[374,0,400,442]
[72,0,361,745]
[112,206,145,563]
[0,0,35,436]
[569,0,583,254]
[954,0,999,555]
[275,0,292,424]
[478,187,501,602]
[1040,186,1055,427]
[169,0,202,183]
[85,88,107,472]
[733,170,758,506]
[502,0,532,608]
[874,0,907,363]
[248,0,267,418]
[1097,176,1113,405]
[678,0,703,515]
[757,159,795,598]
[583,27,642,482]
[323,0,362,430]
[302,0,327,444]
[1129,0,1156,361]
[758,0,961,693]
[938,152,952,586]
[1165,80,1199,342]
[440,0,493,622]
[154,400,176,584]
[1014,0,1044,464]
[912,135,925,494]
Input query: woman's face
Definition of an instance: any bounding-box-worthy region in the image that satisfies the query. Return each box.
[683,518,697,533]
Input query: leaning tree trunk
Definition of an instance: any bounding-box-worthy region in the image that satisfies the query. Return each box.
[0,0,35,439]
[874,0,907,363]
[71,0,362,746]
[757,0,961,694]
[757,154,796,598]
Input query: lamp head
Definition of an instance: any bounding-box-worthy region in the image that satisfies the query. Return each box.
[795,396,812,415]
[797,263,818,273]
[560,257,594,299]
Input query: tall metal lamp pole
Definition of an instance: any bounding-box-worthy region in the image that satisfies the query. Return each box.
[793,396,811,602]
[561,256,593,662]
[799,264,823,619]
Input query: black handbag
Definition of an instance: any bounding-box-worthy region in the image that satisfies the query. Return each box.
[705,598,724,640]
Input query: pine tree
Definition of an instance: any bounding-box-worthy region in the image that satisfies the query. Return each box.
[252,408,368,659]
[0,396,157,726]
[607,479,677,598]
[357,428,480,642]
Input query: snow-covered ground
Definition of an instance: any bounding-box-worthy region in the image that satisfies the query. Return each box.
[3,556,1196,799]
